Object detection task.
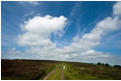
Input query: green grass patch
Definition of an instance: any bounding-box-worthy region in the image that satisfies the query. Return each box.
[64,63,81,80]
[47,65,62,80]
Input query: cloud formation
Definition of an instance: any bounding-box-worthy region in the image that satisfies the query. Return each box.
[113,1,121,16]
[18,15,67,46]
[4,2,121,65]
[18,1,39,6]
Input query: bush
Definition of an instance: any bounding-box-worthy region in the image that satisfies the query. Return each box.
[105,63,110,67]
[114,65,121,68]
[97,62,101,65]
[97,62,110,67]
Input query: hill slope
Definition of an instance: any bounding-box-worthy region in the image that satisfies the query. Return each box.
[1,60,121,80]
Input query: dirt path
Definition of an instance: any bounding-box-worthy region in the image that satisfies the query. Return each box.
[61,65,65,80]
[43,69,56,80]
[43,65,65,80]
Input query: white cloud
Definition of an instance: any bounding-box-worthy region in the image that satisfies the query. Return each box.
[64,16,121,56]
[4,2,121,65]
[70,2,82,19]
[18,1,39,6]
[8,48,22,54]
[18,15,67,46]
[113,1,121,16]
[24,12,35,17]
[2,48,23,59]
[27,1,39,6]
[63,12,121,63]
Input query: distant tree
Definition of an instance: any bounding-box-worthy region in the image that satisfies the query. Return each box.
[97,62,101,65]
[114,65,121,68]
[101,63,105,66]
[105,63,110,67]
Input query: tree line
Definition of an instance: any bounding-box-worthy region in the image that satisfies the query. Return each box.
[97,62,121,68]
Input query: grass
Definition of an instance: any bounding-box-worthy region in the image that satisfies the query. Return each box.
[64,63,82,80]
[63,62,121,80]
[47,68,62,80]
[66,62,121,80]
[2,60,121,80]
[79,73,98,80]
[47,64,63,80]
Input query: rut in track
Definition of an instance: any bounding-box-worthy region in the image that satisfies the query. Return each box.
[61,65,65,80]
[43,69,56,80]
[43,65,65,80]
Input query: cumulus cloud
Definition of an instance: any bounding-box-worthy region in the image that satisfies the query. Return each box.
[113,1,121,16]
[18,15,67,46]
[4,2,121,65]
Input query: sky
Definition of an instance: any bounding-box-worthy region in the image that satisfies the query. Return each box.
[1,1,121,65]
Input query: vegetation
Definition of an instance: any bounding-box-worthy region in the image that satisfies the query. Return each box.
[1,59,59,80]
[65,62,121,80]
[47,65,62,80]
[97,62,110,67]
[1,59,121,80]
[114,65,121,68]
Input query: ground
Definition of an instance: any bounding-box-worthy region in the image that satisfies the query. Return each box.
[1,60,121,80]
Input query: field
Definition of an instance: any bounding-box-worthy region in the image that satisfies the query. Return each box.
[1,60,59,80]
[1,59,121,80]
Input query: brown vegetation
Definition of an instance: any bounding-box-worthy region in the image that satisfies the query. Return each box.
[1,59,58,80]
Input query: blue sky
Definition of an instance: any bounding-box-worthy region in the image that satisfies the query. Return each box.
[1,1,121,65]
